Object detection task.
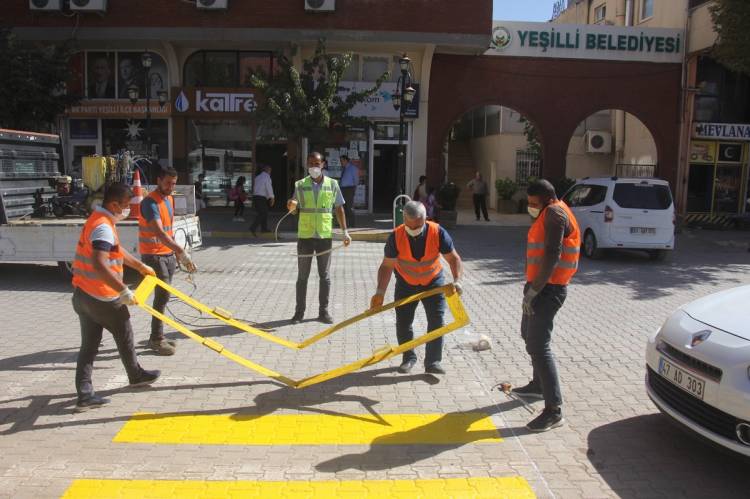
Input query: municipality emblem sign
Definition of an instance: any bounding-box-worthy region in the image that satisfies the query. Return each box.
[491,26,512,51]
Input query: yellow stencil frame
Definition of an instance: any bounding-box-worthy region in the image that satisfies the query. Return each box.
[134,276,470,389]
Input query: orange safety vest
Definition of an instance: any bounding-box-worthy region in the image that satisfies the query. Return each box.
[138,190,174,255]
[71,211,124,301]
[394,221,444,286]
[526,200,581,285]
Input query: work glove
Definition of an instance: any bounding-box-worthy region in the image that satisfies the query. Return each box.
[287,199,298,213]
[369,291,385,310]
[140,264,156,277]
[453,281,463,296]
[522,287,539,316]
[178,251,197,273]
[117,287,137,306]
[343,230,352,247]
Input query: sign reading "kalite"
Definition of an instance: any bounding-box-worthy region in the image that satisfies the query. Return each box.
[486,21,684,64]
[172,87,259,117]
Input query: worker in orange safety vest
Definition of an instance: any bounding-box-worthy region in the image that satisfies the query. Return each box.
[370,200,463,376]
[71,183,161,413]
[512,179,580,433]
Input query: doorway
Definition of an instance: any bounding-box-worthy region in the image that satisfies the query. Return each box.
[256,143,288,210]
[373,144,399,212]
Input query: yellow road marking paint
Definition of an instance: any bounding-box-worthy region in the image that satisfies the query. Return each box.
[62,477,535,498]
[113,412,502,446]
[132,276,470,389]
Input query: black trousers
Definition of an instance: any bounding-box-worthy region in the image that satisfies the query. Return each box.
[142,253,176,341]
[295,238,332,315]
[473,194,489,220]
[521,283,567,408]
[341,186,356,228]
[72,288,143,401]
[234,199,245,217]
[250,195,270,232]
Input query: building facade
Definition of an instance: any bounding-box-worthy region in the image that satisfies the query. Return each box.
[8,0,490,213]
[556,0,750,223]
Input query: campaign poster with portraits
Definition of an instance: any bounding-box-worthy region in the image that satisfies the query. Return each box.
[86,52,116,99]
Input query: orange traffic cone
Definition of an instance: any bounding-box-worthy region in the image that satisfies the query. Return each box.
[129,169,143,220]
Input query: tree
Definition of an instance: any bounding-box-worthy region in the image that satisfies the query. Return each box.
[710,0,750,76]
[0,30,79,132]
[520,116,542,156]
[249,40,389,172]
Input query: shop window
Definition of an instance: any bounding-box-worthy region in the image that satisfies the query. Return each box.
[101,118,169,171]
[594,4,606,23]
[187,119,254,203]
[641,0,654,20]
[184,51,272,87]
[362,56,389,82]
[330,53,359,81]
[695,56,750,123]
[79,51,167,101]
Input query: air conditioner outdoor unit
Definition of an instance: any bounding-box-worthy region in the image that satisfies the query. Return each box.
[29,0,62,10]
[69,0,107,12]
[197,0,229,9]
[305,0,335,12]
[585,130,612,154]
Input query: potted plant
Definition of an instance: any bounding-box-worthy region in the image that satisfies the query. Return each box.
[437,182,460,228]
[494,177,517,214]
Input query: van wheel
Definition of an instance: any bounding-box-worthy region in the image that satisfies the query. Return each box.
[583,230,602,259]
[648,250,667,261]
[57,261,73,279]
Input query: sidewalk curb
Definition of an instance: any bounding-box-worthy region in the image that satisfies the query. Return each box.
[202,230,391,243]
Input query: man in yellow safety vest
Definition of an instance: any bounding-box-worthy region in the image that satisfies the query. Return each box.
[287,151,351,324]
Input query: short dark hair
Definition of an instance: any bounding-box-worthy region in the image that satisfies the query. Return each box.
[419,175,427,183]
[103,183,133,204]
[527,179,557,201]
[341,155,349,162]
[308,151,323,161]
[157,167,178,179]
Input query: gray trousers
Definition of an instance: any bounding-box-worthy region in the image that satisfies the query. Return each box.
[521,283,567,408]
[142,253,176,340]
[295,238,332,315]
[72,288,143,401]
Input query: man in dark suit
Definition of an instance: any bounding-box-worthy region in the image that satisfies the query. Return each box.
[88,56,115,99]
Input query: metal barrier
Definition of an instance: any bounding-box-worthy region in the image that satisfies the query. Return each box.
[134,275,470,388]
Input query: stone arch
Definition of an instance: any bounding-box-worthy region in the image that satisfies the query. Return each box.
[427,54,681,203]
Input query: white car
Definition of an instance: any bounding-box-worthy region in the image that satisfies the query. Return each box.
[646,285,750,457]
[562,177,675,260]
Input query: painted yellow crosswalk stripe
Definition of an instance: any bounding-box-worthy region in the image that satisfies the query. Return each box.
[62,477,535,498]
[113,412,502,446]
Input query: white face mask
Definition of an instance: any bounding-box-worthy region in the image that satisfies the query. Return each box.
[527,207,541,219]
[405,225,424,237]
[308,167,322,179]
[115,207,130,221]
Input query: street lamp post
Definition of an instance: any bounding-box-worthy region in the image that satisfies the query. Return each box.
[392,53,416,198]
[128,52,168,167]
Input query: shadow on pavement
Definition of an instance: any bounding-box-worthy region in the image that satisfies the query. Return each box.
[587,414,750,499]
[0,263,70,292]
[0,347,120,372]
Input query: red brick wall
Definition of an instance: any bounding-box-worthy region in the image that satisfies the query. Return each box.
[427,54,682,203]
[4,0,491,35]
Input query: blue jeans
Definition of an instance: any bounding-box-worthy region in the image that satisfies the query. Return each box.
[521,283,567,408]
[394,276,446,366]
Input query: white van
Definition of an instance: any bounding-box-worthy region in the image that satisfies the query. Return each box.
[562,177,675,260]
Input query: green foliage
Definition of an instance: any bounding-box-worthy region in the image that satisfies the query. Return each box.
[249,40,390,139]
[710,0,750,76]
[553,177,576,198]
[519,116,542,155]
[494,177,518,200]
[0,29,79,132]
[437,182,460,211]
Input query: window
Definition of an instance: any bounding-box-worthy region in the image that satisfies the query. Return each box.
[613,183,672,210]
[641,0,654,20]
[594,4,606,23]
[184,51,273,87]
[362,56,390,82]
[563,185,606,207]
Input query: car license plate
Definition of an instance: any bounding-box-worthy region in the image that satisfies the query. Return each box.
[630,227,656,234]
[658,357,705,400]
